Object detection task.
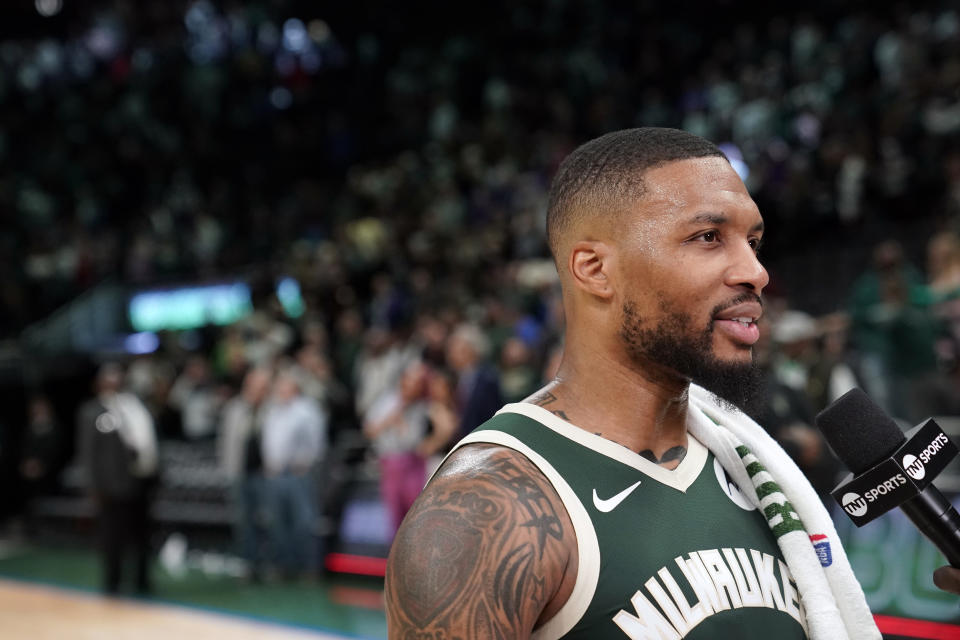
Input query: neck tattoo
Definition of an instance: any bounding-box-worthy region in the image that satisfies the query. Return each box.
[530,390,570,421]
[638,445,688,466]
[594,433,688,468]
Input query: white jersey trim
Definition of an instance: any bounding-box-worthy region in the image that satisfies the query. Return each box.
[496,402,708,493]
[451,429,602,640]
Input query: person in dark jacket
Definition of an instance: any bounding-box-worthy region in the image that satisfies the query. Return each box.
[445,323,503,442]
[77,363,158,595]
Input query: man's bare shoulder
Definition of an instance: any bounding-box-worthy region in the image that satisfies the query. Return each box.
[385,443,576,639]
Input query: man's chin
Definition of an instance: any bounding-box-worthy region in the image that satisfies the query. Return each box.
[690,358,762,414]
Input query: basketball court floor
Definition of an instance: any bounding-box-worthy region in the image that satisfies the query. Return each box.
[0,579,360,640]
[0,542,386,640]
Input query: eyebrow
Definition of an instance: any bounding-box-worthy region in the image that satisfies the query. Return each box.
[688,212,764,233]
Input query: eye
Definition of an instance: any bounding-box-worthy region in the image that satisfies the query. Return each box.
[749,237,763,254]
[699,231,719,243]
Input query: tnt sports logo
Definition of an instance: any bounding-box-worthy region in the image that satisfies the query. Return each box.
[902,433,950,481]
[842,492,868,517]
[903,454,925,480]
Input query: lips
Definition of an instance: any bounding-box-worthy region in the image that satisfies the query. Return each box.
[713,300,763,346]
[714,301,763,324]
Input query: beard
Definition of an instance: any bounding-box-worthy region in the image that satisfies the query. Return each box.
[619,298,763,413]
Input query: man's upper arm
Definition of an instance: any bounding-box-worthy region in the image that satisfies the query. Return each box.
[385,444,574,639]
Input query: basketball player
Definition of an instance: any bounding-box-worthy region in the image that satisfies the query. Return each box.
[385,129,872,638]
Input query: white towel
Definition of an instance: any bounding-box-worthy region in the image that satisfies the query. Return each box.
[687,384,880,640]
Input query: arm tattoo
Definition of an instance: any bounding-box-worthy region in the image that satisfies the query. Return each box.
[386,446,570,639]
[638,445,687,466]
[486,456,563,556]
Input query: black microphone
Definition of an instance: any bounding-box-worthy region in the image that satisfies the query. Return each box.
[815,388,960,568]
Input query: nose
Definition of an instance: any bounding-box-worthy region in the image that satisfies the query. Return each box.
[725,242,769,293]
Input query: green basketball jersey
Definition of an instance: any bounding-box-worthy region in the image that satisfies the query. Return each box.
[452,402,809,640]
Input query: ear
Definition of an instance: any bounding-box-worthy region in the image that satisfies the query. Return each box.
[569,240,615,299]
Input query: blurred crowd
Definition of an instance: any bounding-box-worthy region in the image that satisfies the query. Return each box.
[4,0,960,585]
[16,225,960,586]
[4,1,960,336]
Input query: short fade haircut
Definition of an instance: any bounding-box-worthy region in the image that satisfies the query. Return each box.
[546,127,727,264]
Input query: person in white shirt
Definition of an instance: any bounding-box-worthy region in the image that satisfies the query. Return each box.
[217,367,272,580]
[363,361,453,538]
[260,369,327,579]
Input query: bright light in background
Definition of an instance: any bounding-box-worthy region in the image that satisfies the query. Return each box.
[129,282,253,332]
[718,142,750,182]
[85,17,123,60]
[37,40,63,74]
[282,18,309,53]
[124,332,160,355]
[184,0,227,63]
[184,0,216,33]
[276,277,304,318]
[35,0,62,17]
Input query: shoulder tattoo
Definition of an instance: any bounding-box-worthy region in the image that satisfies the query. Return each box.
[385,446,571,639]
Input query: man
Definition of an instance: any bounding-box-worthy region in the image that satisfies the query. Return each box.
[260,369,326,580]
[386,128,880,639]
[445,323,503,441]
[77,363,158,595]
[217,367,272,580]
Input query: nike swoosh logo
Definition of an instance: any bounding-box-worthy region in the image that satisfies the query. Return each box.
[592,480,642,513]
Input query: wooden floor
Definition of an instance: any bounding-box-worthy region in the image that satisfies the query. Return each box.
[0,579,355,640]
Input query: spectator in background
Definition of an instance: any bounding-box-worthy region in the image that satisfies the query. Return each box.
[928,230,960,365]
[333,309,365,387]
[423,368,459,473]
[363,361,437,538]
[212,325,252,386]
[769,308,859,414]
[261,369,326,580]
[239,303,297,367]
[922,231,960,415]
[16,395,67,531]
[168,355,224,440]
[412,313,450,369]
[19,396,65,500]
[354,326,416,421]
[446,323,503,441]
[806,312,861,415]
[928,231,960,300]
[76,363,158,596]
[127,354,180,439]
[294,343,349,424]
[751,313,838,498]
[848,240,940,422]
[217,367,272,582]
[769,310,820,395]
